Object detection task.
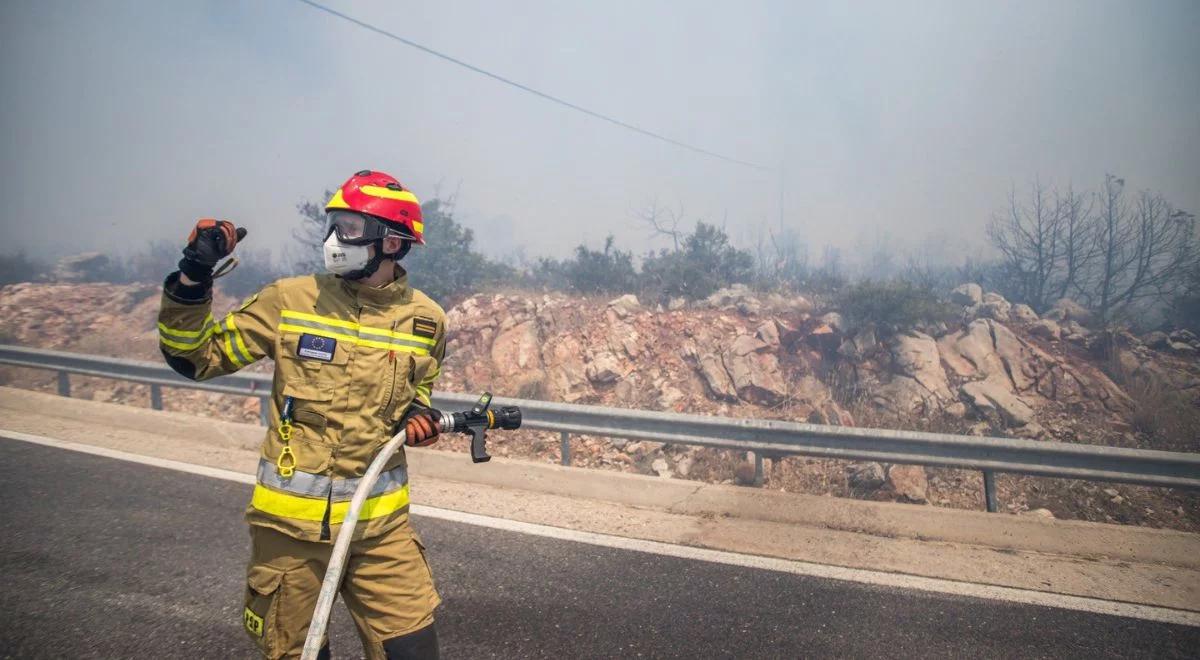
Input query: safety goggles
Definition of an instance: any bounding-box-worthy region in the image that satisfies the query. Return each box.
[324,210,404,246]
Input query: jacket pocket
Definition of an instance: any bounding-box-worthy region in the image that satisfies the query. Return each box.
[377,353,416,424]
[281,380,334,436]
[243,564,285,656]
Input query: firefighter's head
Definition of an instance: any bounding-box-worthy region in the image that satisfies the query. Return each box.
[322,170,424,280]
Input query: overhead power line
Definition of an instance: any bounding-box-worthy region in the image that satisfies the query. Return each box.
[294,0,770,171]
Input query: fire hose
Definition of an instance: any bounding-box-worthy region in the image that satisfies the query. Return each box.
[300,392,520,660]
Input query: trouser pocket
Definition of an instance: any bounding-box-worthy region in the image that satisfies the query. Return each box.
[244,564,286,657]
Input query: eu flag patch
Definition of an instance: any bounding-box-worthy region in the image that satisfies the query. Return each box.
[297,334,336,361]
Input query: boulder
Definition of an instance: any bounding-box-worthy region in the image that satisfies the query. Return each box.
[838,327,879,360]
[820,312,846,335]
[872,376,939,415]
[585,351,623,384]
[977,293,1012,322]
[755,321,781,348]
[1062,320,1090,338]
[961,380,1035,427]
[1011,304,1039,323]
[607,294,641,319]
[705,284,762,315]
[668,297,687,311]
[1029,319,1061,341]
[1141,331,1170,350]
[847,462,886,490]
[950,283,983,306]
[886,464,928,503]
[1170,342,1198,356]
[890,332,952,400]
[1169,329,1198,344]
[731,333,769,356]
[726,351,788,405]
[687,343,738,401]
[490,320,542,374]
[1046,298,1093,326]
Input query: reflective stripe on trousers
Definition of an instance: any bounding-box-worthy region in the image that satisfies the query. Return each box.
[251,459,410,523]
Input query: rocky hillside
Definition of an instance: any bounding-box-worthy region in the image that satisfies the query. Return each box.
[1,280,1197,531]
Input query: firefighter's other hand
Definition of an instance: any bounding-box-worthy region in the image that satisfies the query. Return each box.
[403,408,441,447]
[180,219,247,283]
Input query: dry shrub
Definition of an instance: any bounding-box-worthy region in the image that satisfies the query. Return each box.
[1125,374,1200,452]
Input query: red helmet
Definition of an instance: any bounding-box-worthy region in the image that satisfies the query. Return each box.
[325,170,424,244]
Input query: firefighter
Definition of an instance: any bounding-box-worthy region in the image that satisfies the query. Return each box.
[158,170,445,659]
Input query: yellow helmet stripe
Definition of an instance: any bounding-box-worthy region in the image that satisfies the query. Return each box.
[325,189,350,209]
[360,185,420,204]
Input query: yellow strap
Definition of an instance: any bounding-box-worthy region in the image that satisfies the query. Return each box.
[250,484,410,523]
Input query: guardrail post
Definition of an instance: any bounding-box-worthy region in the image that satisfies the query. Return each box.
[983,470,998,512]
[149,384,163,411]
[56,371,70,397]
[560,432,571,466]
[259,397,270,427]
[753,452,764,486]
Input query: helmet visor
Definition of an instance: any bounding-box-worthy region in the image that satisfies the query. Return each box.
[325,211,387,245]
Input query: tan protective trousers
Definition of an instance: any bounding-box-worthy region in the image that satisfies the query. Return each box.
[242,522,441,659]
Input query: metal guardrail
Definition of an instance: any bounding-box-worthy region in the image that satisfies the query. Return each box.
[1,344,1197,512]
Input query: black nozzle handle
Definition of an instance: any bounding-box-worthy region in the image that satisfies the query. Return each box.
[439,392,522,463]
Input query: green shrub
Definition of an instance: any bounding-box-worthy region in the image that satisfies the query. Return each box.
[641,222,753,301]
[533,236,636,295]
[837,279,954,332]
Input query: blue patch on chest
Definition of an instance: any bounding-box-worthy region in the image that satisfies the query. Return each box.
[297,334,336,362]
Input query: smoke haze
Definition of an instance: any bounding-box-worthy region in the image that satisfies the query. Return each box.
[1,0,1197,265]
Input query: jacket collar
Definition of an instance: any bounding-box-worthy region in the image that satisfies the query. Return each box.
[338,264,412,306]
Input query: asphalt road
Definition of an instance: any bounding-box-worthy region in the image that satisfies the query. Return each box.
[0,441,1196,659]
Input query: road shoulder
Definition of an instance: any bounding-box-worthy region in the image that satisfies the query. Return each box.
[1,385,1196,613]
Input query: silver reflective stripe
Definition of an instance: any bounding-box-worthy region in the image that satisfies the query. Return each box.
[255,458,408,502]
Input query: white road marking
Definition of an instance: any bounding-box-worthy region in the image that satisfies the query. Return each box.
[3,429,1198,628]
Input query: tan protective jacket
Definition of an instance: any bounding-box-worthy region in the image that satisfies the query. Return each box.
[158,268,446,542]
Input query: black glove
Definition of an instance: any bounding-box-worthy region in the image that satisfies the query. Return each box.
[400,402,443,447]
[179,219,247,283]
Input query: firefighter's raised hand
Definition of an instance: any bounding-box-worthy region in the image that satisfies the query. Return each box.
[180,219,247,284]
[402,405,442,447]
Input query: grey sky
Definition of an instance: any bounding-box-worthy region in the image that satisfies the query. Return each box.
[2,0,1197,267]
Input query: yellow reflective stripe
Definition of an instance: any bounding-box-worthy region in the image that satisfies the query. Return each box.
[360,185,419,204]
[280,323,429,355]
[225,315,254,364]
[250,484,410,523]
[413,221,424,234]
[280,310,359,331]
[278,323,359,345]
[159,332,213,351]
[281,309,437,347]
[420,365,441,385]
[220,331,244,367]
[157,314,215,338]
